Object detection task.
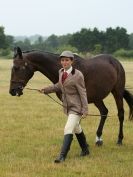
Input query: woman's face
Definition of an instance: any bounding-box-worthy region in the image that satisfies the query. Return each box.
[60,57,73,70]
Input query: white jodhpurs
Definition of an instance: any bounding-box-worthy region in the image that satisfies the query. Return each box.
[64,114,82,135]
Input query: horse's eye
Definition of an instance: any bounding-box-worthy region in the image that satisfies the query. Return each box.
[13,66,19,70]
[22,66,26,70]
[25,62,28,66]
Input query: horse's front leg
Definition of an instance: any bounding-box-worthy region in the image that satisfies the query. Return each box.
[94,101,108,146]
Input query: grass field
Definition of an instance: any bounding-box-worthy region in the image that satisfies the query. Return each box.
[0,59,133,177]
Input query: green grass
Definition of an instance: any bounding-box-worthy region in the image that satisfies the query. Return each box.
[0,59,133,177]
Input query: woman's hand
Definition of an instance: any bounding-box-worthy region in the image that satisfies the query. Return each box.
[38,89,47,94]
[81,113,88,119]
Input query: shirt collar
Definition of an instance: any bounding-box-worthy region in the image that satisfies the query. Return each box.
[64,66,72,75]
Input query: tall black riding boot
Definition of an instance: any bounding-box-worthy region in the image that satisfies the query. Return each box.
[54,134,73,163]
[75,131,90,156]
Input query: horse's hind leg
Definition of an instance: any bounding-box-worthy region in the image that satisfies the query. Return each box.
[94,101,108,146]
[112,91,124,145]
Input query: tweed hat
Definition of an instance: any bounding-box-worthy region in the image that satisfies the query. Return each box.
[60,51,74,59]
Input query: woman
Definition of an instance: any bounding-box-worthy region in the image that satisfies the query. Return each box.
[40,51,89,163]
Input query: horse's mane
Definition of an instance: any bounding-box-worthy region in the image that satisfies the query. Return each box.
[22,49,60,57]
[22,50,83,62]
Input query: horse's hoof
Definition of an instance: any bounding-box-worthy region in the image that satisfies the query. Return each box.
[117,140,122,145]
[95,140,103,146]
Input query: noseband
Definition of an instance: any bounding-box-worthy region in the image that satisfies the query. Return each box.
[10,79,27,87]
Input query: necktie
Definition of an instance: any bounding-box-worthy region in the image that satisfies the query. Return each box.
[62,72,68,83]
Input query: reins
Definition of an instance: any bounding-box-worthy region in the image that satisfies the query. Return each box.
[26,87,63,107]
[25,87,109,117]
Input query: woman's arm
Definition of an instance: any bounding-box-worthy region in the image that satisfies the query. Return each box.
[40,82,61,94]
[76,73,88,117]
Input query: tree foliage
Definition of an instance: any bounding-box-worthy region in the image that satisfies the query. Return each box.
[105,27,129,53]
[0,25,132,58]
[69,27,129,54]
[129,33,133,49]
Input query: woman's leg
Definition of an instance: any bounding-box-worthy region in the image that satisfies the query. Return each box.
[55,114,80,163]
[74,116,90,156]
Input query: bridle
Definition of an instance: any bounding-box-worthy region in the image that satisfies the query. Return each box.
[10,59,35,89]
[10,79,27,87]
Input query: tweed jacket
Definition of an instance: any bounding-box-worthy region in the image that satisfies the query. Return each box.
[43,68,88,115]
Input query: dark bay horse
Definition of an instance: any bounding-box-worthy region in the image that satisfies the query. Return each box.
[9,47,133,145]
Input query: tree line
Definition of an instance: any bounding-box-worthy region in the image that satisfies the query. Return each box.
[0,25,133,58]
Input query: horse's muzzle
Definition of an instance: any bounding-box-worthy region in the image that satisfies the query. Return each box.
[9,87,24,96]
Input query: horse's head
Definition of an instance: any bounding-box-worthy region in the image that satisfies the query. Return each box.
[9,47,34,96]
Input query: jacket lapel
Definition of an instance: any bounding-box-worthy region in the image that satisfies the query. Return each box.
[59,68,75,85]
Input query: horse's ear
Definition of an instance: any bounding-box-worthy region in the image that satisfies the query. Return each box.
[14,46,23,59]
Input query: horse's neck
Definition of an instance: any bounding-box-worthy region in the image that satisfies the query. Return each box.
[29,54,60,84]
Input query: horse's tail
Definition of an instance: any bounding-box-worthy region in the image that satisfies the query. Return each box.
[123,89,133,120]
